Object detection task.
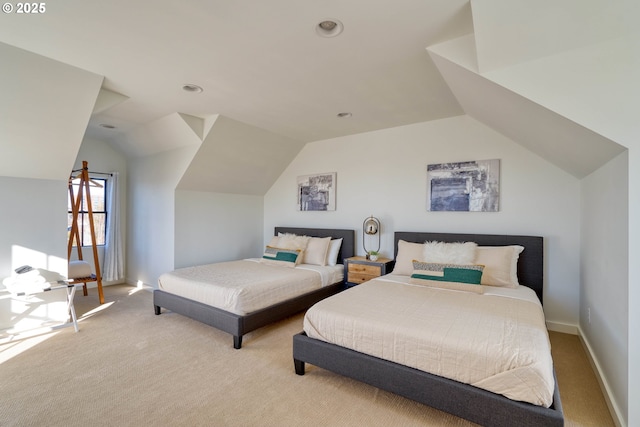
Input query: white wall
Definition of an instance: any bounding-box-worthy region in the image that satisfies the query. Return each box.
[71,137,128,285]
[127,145,199,287]
[629,147,639,427]
[0,177,69,330]
[264,115,581,326]
[580,150,629,423]
[175,191,263,268]
[129,153,265,287]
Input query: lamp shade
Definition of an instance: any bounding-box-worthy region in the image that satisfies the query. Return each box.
[364,217,379,235]
[362,215,381,257]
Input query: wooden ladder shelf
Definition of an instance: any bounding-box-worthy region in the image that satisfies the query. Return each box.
[67,161,104,304]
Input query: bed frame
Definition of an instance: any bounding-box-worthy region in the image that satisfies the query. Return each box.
[153,227,354,349]
[293,231,564,427]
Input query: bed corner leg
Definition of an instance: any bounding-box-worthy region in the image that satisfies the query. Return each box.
[294,359,305,375]
[233,335,242,349]
[154,305,161,315]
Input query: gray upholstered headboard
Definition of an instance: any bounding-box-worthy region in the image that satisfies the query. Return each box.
[274,227,355,265]
[394,231,544,303]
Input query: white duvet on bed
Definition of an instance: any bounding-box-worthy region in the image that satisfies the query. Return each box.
[303,274,555,407]
[158,259,343,315]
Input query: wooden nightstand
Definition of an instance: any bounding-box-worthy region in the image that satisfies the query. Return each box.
[344,256,394,286]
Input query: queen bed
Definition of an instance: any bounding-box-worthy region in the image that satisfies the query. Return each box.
[293,231,564,427]
[154,227,354,349]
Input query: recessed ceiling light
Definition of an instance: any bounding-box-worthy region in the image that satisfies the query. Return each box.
[182,84,204,93]
[337,112,352,118]
[316,19,343,38]
[99,123,117,129]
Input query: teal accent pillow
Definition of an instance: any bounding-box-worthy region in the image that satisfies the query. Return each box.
[411,261,484,285]
[261,246,301,267]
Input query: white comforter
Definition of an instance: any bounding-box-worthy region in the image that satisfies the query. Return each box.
[158,259,343,315]
[303,274,555,407]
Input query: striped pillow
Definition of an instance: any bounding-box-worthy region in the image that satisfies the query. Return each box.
[411,261,484,285]
[261,246,302,268]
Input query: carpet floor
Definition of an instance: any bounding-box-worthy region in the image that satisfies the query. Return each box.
[0,285,615,426]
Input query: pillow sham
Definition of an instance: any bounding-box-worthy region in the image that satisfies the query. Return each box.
[411,261,484,285]
[423,241,477,265]
[268,235,281,247]
[277,233,311,250]
[392,240,425,275]
[474,245,524,288]
[303,236,332,266]
[261,246,302,268]
[326,238,343,266]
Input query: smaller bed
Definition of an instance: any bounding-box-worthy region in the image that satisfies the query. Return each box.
[293,231,564,427]
[154,227,354,349]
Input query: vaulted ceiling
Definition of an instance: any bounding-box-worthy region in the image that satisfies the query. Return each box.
[1,0,637,186]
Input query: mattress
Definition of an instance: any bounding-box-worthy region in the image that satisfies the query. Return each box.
[303,274,555,407]
[158,259,343,315]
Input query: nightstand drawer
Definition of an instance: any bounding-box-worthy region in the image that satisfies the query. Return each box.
[344,256,394,287]
[348,272,378,284]
[347,263,381,276]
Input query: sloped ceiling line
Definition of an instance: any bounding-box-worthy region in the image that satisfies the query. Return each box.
[427,47,625,179]
[176,115,305,196]
[425,0,629,179]
[92,88,129,115]
[0,42,103,181]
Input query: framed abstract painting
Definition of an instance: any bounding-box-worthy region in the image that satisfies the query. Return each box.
[297,172,336,211]
[427,159,500,212]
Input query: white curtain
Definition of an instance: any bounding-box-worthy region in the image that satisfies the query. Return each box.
[103,172,124,282]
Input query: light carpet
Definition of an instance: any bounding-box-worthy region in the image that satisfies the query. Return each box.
[0,285,615,426]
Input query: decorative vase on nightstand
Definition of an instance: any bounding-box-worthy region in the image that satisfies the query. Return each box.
[368,251,379,261]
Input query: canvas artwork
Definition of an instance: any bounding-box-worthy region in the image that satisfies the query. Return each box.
[427,159,500,212]
[297,172,336,211]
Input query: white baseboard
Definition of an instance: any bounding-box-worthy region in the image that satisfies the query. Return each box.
[546,321,578,335]
[577,327,626,427]
[545,322,625,426]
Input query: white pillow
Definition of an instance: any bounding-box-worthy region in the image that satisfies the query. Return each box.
[303,236,332,265]
[326,238,343,266]
[392,240,425,276]
[423,241,477,265]
[277,233,311,250]
[474,245,524,287]
[268,235,281,247]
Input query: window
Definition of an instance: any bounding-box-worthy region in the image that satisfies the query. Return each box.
[68,177,107,247]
